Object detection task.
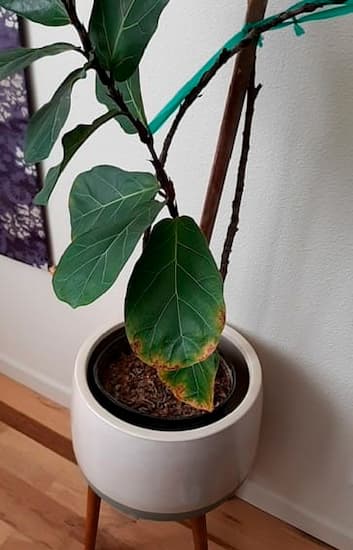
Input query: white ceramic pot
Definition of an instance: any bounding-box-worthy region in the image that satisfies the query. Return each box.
[71,323,263,520]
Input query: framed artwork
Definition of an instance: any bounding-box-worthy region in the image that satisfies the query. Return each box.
[0,9,52,270]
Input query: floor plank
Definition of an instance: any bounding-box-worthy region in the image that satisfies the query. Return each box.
[0,424,222,549]
[0,520,13,546]
[206,498,331,550]
[0,374,70,438]
[0,373,334,549]
[0,424,133,542]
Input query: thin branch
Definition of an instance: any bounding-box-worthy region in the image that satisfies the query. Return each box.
[220,72,261,281]
[143,227,151,250]
[200,0,268,242]
[62,0,178,218]
[160,0,346,167]
[63,0,346,221]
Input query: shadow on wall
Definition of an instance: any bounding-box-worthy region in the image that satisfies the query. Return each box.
[241,332,340,508]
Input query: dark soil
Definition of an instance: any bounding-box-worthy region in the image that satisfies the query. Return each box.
[98,352,233,419]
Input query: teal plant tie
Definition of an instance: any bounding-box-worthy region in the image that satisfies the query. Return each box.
[148,0,353,134]
[292,16,306,35]
[148,28,247,135]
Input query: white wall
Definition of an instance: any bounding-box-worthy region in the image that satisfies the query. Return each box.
[1,2,352,548]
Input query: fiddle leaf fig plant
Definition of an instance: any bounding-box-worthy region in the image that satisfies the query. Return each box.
[0,0,71,26]
[24,65,88,164]
[125,217,225,370]
[0,0,349,411]
[0,42,77,80]
[35,110,120,205]
[96,70,147,134]
[89,0,170,81]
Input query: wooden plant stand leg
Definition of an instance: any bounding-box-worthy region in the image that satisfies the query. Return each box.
[84,485,101,550]
[191,514,208,550]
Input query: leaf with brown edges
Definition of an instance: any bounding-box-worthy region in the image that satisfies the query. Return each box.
[159,352,220,411]
[125,216,225,370]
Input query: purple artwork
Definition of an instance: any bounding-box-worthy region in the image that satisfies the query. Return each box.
[0,9,51,269]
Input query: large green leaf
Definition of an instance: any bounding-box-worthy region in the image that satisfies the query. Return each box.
[34,110,119,206]
[96,70,146,134]
[0,43,78,81]
[53,201,164,308]
[0,0,70,26]
[159,352,220,412]
[70,165,159,238]
[25,66,87,165]
[125,216,226,370]
[89,0,169,81]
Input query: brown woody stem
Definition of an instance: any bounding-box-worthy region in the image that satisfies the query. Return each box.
[220,72,261,281]
[63,0,346,229]
[200,0,268,242]
[162,1,346,174]
[63,0,178,218]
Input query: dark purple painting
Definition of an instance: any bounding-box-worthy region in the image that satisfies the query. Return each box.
[0,9,51,269]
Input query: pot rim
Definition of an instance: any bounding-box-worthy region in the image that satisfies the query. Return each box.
[73,322,262,442]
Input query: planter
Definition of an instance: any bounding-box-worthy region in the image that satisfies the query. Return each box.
[71,323,263,521]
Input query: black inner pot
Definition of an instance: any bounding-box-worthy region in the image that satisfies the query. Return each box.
[87,327,250,431]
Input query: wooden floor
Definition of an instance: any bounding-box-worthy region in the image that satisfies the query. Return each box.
[0,374,334,550]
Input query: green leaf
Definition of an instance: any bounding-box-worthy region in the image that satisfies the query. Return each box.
[25,66,87,165]
[0,0,70,26]
[96,70,146,134]
[70,165,159,238]
[89,0,169,81]
[125,216,226,370]
[53,201,164,308]
[0,43,78,81]
[34,110,119,206]
[159,352,220,412]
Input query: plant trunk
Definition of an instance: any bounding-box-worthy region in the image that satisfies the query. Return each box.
[200,0,268,243]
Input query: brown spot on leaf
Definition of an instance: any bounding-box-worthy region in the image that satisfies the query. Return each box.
[217,307,226,330]
[131,339,142,355]
[197,341,217,363]
[152,355,182,371]
[186,399,213,413]
[160,376,214,413]
[171,383,187,401]
[152,356,170,369]
[183,395,214,412]
[155,362,180,372]
[190,398,214,412]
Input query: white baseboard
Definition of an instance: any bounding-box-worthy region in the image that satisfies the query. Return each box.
[0,355,351,549]
[0,352,71,408]
[238,480,353,550]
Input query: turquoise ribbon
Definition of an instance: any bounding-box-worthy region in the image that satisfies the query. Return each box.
[148,0,353,134]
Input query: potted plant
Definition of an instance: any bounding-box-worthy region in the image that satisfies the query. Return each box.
[1,0,351,548]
